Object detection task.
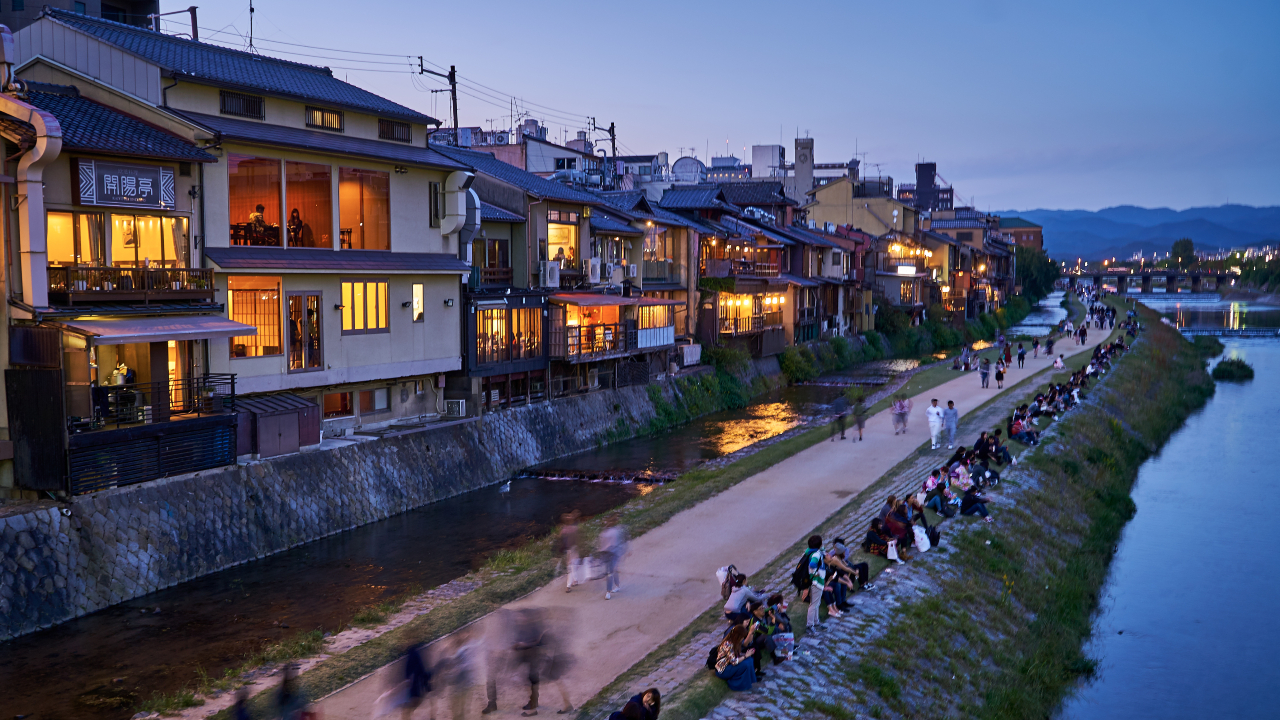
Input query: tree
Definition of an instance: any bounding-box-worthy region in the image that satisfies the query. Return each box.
[1015,245,1060,302]
[1172,238,1195,269]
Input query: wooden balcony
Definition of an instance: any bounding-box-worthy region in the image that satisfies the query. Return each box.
[702,259,781,279]
[549,322,639,362]
[48,266,215,305]
[469,265,514,288]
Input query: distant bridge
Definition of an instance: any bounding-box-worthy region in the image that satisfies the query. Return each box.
[1067,269,1240,293]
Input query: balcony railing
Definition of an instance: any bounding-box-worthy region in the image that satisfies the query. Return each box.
[721,315,763,335]
[469,265,515,289]
[549,322,638,360]
[73,373,237,433]
[642,259,686,285]
[796,306,819,322]
[702,258,781,279]
[48,266,215,304]
[880,257,925,274]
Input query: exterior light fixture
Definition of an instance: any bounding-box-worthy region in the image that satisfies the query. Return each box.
[334,303,344,310]
[444,298,455,307]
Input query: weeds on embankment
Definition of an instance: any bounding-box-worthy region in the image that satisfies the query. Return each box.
[835,300,1214,719]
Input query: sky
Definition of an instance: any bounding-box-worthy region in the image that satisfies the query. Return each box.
[173,0,1280,212]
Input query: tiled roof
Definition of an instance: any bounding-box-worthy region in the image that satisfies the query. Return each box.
[480,201,524,223]
[206,247,471,273]
[594,190,693,229]
[3,85,214,162]
[43,8,435,124]
[590,211,643,236]
[775,224,838,248]
[716,181,797,207]
[997,216,1041,229]
[724,217,795,246]
[432,144,601,206]
[172,111,467,170]
[658,185,740,213]
[930,219,988,229]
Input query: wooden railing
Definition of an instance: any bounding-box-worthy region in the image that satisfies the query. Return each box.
[549,322,636,359]
[701,259,781,279]
[470,265,514,288]
[48,266,215,304]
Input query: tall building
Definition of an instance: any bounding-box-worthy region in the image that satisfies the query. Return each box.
[1,0,157,33]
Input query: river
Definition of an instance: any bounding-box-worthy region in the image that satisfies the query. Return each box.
[1008,290,1068,337]
[1059,302,1280,717]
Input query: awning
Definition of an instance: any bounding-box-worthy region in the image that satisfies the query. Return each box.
[636,297,685,306]
[60,316,257,345]
[473,298,508,309]
[549,293,637,307]
[780,273,820,288]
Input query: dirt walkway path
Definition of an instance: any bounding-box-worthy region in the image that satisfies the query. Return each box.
[317,330,1108,719]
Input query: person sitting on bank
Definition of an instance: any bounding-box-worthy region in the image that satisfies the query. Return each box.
[744,601,777,680]
[861,518,893,558]
[961,486,994,523]
[723,574,764,623]
[712,625,756,691]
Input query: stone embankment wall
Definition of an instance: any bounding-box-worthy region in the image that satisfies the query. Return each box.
[1,360,781,641]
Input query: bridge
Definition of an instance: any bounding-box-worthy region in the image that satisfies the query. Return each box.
[1066,269,1240,293]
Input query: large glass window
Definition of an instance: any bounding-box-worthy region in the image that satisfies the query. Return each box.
[323,391,353,418]
[359,387,390,414]
[109,215,188,267]
[341,279,389,334]
[548,222,577,268]
[475,307,542,365]
[228,276,282,357]
[229,154,282,246]
[512,307,542,359]
[286,161,333,248]
[287,293,323,372]
[637,304,673,329]
[339,168,390,250]
[476,308,508,365]
[46,211,103,265]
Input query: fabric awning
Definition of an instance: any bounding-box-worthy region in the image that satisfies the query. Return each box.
[549,293,637,307]
[60,316,257,345]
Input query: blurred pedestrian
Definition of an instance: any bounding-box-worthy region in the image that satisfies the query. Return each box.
[232,686,251,720]
[942,400,959,449]
[403,642,434,720]
[599,515,628,599]
[890,394,912,435]
[559,511,582,593]
[276,664,306,720]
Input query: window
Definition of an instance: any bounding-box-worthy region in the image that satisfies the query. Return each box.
[414,379,427,395]
[428,182,442,228]
[285,161,333,248]
[341,279,389,334]
[100,3,126,22]
[228,154,282,246]
[74,1,85,12]
[46,211,103,266]
[359,388,390,414]
[638,305,673,330]
[12,0,25,11]
[900,282,914,305]
[229,276,282,357]
[220,90,265,120]
[323,392,353,418]
[957,231,974,244]
[412,283,424,322]
[178,162,192,177]
[475,307,541,365]
[109,215,188,267]
[339,168,391,250]
[287,293,323,372]
[547,220,578,268]
[547,210,578,223]
[555,158,576,170]
[306,106,344,132]
[379,119,412,143]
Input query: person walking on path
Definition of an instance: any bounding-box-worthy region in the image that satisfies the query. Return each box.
[848,389,868,441]
[995,359,1006,389]
[1032,337,1040,358]
[926,398,945,450]
[890,394,913,435]
[559,512,582,592]
[1079,324,1088,345]
[979,358,991,389]
[598,515,627,600]
[942,400,959,449]
[830,409,847,442]
[1003,343,1012,367]
[1017,343,1026,368]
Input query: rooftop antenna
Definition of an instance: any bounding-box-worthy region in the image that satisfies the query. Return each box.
[248,0,254,49]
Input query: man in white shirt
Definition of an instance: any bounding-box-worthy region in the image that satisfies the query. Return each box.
[926,398,945,450]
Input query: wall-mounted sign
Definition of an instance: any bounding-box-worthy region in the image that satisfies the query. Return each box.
[74,159,175,209]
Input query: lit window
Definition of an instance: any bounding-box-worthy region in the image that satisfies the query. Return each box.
[548,221,578,268]
[287,293,323,371]
[412,283,424,322]
[323,392,353,418]
[339,167,391,250]
[359,387,390,413]
[341,279,389,334]
[46,211,103,266]
[229,276,282,357]
[305,106,344,132]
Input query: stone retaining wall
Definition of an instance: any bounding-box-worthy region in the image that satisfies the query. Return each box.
[0,368,762,641]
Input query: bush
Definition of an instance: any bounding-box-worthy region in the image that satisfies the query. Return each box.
[927,303,950,324]
[703,346,751,375]
[862,331,887,359]
[1212,357,1254,381]
[779,345,819,383]
[979,312,999,336]
[1192,336,1224,357]
[876,306,911,336]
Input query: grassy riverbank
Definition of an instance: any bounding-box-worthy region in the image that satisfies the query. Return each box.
[826,299,1214,718]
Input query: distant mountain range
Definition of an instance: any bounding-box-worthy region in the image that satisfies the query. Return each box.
[993,205,1280,261]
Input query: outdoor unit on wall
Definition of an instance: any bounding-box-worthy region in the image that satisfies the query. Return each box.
[588,258,602,284]
[626,263,638,278]
[445,399,466,418]
[539,260,561,288]
[609,264,624,284]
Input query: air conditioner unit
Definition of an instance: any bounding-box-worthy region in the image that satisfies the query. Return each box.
[626,263,638,278]
[807,220,817,229]
[494,132,509,144]
[610,264,624,284]
[539,260,561,288]
[824,222,836,233]
[445,399,466,417]
[588,258,601,284]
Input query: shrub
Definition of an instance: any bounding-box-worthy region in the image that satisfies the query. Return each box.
[876,306,911,336]
[703,346,750,376]
[862,331,887,359]
[1212,357,1254,381]
[1192,336,1224,357]
[779,345,819,383]
[979,312,999,336]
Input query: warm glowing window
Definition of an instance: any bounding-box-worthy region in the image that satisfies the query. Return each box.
[412,283,424,323]
[323,391,353,418]
[341,279,389,334]
[548,222,578,268]
[306,106,344,132]
[287,293,323,372]
[46,211,103,266]
[229,276,282,357]
[476,307,542,365]
[637,305,673,329]
[286,161,332,248]
[229,154,282,247]
[109,215,187,267]
[339,168,390,250]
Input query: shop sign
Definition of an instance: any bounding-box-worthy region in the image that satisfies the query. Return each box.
[75,159,175,209]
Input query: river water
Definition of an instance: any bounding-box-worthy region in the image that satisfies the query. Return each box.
[1059,303,1280,717]
[1008,290,1068,337]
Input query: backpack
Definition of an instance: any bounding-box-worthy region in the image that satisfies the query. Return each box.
[717,565,738,601]
[790,550,819,593]
[706,644,719,670]
[927,526,942,547]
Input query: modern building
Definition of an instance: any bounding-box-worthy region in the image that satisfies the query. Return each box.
[997,216,1043,251]
[0,0,156,34]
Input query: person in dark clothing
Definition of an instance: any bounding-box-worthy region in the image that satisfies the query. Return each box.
[744,601,778,679]
[861,519,892,557]
[402,642,434,720]
[232,687,252,720]
[961,486,993,523]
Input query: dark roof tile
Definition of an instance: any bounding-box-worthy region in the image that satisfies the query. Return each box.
[432,143,601,205]
[716,181,796,207]
[206,246,470,273]
[480,201,524,222]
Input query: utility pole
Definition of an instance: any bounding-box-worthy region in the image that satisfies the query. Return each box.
[418,58,459,139]
[589,118,618,189]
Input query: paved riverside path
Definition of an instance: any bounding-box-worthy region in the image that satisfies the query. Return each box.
[317,332,1108,719]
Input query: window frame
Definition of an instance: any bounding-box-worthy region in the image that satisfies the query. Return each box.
[286,291,324,373]
[219,90,266,120]
[305,106,345,132]
[228,275,284,358]
[323,391,353,418]
[378,119,412,143]
[412,283,425,323]
[340,278,391,335]
[428,182,442,228]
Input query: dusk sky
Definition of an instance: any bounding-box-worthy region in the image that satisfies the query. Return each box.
[180,0,1279,212]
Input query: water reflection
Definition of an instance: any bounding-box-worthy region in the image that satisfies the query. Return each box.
[1008,291,1068,336]
[1166,300,1280,329]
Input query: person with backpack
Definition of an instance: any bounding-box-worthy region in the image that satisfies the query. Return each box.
[793,535,836,631]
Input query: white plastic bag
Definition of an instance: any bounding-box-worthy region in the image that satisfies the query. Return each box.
[886,542,900,563]
[913,525,931,553]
